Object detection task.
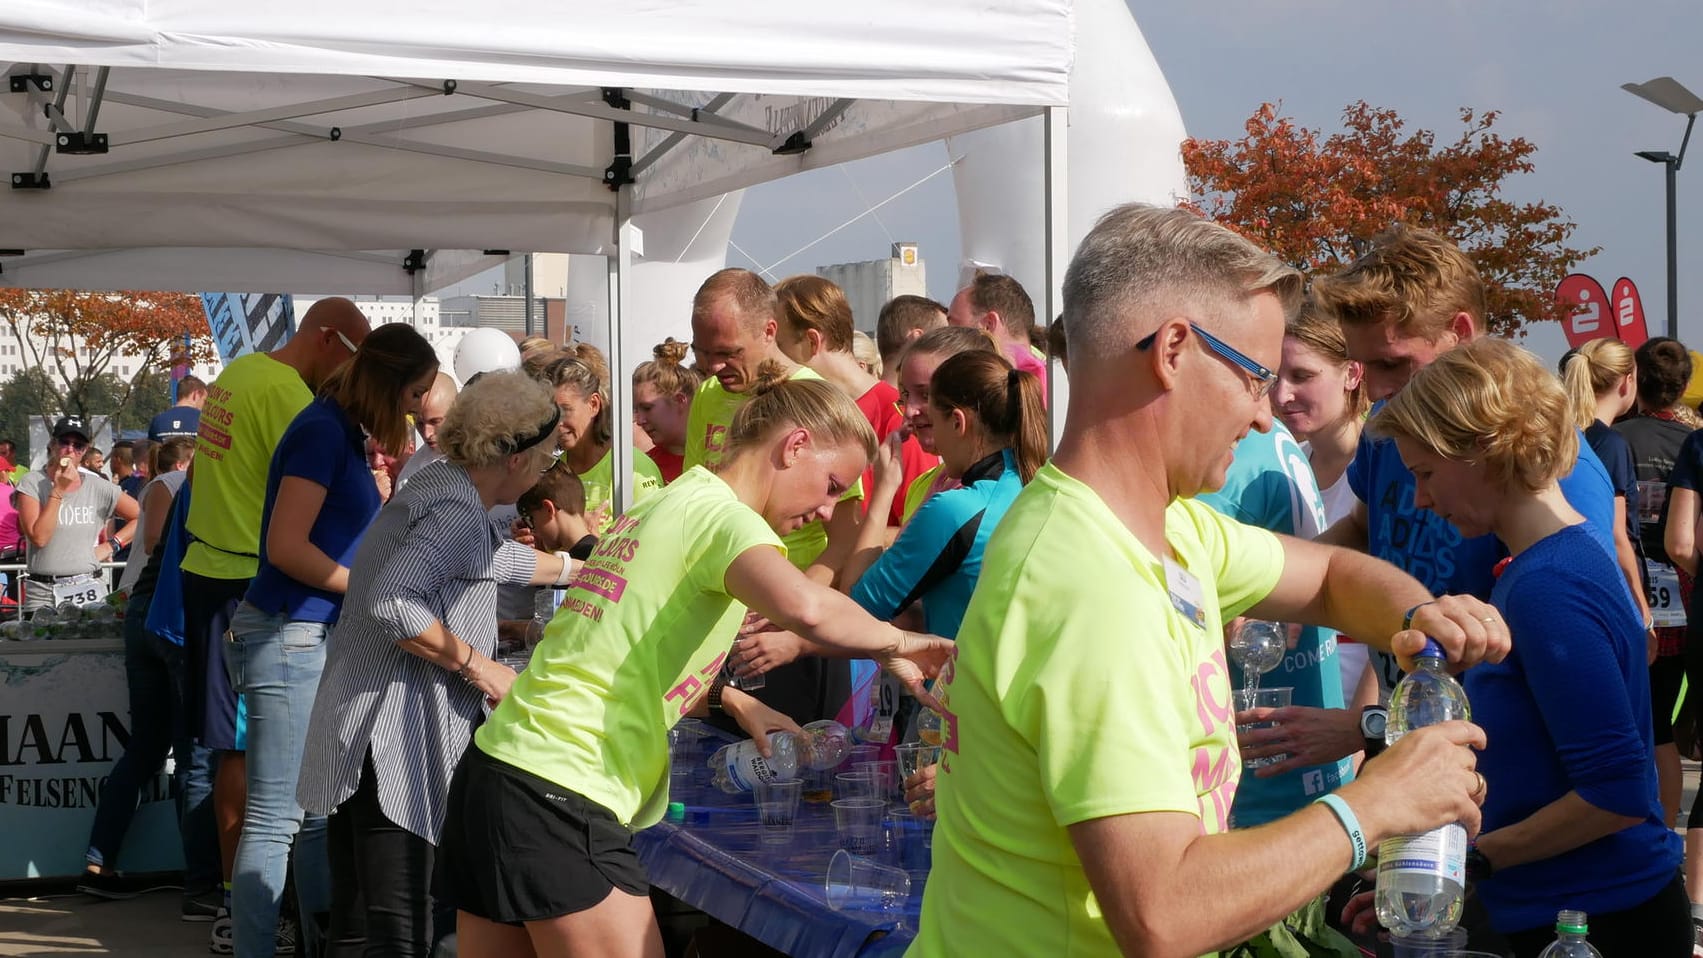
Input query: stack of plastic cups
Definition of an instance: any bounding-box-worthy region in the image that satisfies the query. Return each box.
[1388,928,1497,957]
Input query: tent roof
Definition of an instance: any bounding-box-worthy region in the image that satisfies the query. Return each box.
[0,2,1072,292]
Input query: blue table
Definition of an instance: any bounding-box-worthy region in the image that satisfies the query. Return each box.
[635,728,927,958]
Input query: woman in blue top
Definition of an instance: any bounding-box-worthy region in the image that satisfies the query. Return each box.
[225,324,439,958]
[843,349,1046,636]
[1367,337,1687,957]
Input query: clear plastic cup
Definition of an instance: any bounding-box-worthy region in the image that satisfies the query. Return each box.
[832,798,886,855]
[754,779,802,845]
[887,804,933,871]
[853,759,898,801]
[845,744,880,769]
[824,848,910,912]
[1232,686,1293,769]
[835,770,878,802]
[894,742,941,780]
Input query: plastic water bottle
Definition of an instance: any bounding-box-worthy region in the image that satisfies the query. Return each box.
[1376,638,1471,939]
[708,733,801,793]
[1536,911,1602,958]
[707,721,852,793]
[800,719,852,769]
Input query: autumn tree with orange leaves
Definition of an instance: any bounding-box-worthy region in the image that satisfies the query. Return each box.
[0,289,212,429]
[1183,102,1597,337]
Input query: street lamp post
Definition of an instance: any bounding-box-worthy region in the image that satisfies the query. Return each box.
[1623,77,1703,341]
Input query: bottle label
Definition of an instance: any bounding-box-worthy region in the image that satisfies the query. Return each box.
[1378,823,1465,885]
[723,742,779,792]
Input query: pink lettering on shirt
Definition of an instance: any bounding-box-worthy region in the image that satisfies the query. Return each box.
[572,568,628,603]
[1191,649,1233,735]
[705,424,727,459]
[1187,649,1238,832]
[1191,744,1237,833]
[664,675,703,715]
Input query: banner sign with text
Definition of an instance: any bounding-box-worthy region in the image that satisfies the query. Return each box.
[200,293,296,363]
[1,644,183,880]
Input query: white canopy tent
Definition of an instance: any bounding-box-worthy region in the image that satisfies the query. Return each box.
[0,0,1076,507]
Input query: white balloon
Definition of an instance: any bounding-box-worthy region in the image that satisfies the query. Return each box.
[452,327,522,385]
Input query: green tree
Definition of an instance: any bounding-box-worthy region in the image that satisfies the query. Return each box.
[0,367,65,464]
[0,289,211,428]
[120,370,173,436]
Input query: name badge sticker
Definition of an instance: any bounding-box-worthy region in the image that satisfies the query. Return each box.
[1164,556,1207,630]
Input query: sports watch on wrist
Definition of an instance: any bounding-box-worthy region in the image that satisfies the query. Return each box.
[1359,705,1389,758]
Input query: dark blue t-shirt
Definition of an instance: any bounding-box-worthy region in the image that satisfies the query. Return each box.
[1473,524,1681,933]
[1583,420,1640,568]
[244,396,381,623]
[1349,417,1616,599]
[113,473,147,562]
[148,404,201,442]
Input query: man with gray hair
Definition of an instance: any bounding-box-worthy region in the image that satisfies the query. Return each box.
[909,204,1509,957]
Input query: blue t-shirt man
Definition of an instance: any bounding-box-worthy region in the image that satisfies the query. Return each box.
[1350,413,1617,600]
[1475,523,1681,933]
[243,396,381,624]
[149,404,201,443]
[1198,421,1354,828]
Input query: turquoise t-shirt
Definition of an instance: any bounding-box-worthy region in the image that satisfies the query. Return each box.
[1197,421,1353,828]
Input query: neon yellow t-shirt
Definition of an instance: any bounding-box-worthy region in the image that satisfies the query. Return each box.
[683,366,860,570]
[476,466,784,827]
[574,446,664,534]
[908,464,1285,958]
[181,353,313,580]
[901,463,952,525]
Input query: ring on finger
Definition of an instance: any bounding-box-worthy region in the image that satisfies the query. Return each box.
[1468,770,1486,799]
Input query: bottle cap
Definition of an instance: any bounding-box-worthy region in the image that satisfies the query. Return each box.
[1417,638,1446,659]
[665,802,685,823]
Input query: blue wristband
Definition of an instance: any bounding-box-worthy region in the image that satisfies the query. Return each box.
[1314,793,1367,872]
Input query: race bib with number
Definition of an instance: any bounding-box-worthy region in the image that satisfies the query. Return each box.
[52,575,102,608]
[1645,559,1687,628]
[865,671,902,741]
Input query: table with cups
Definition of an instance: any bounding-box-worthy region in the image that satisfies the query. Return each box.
[635,721,939,958]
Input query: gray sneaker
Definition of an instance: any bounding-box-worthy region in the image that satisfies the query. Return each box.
[275,916,298,956]
[208,906,233,955]
[182,887,222,922]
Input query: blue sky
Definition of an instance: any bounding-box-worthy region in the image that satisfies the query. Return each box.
[723,0,1702,363]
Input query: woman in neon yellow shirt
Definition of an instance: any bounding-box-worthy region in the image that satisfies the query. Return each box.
[546,350,664,529]
[440,369,949,958]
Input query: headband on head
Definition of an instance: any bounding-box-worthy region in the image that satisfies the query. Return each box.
[499,407,562,455]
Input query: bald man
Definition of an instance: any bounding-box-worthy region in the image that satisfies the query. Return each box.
[396,371,459,490]
[179,297,371,952]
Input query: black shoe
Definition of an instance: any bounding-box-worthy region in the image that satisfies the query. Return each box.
[181,887,223,922]
[77,869,175,900]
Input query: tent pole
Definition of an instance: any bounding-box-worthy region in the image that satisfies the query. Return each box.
[608,184,636,514]
[1042,105,1068,444]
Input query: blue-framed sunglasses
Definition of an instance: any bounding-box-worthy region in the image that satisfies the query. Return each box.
[1137,322,1277,400]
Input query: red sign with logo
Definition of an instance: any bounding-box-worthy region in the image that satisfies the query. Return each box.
[1610,277,1650,348]
[1556,274,1612,349]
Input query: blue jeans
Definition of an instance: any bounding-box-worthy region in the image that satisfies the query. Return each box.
[85,609,194,872]
[182,743,221,893]
[225,604,330,958]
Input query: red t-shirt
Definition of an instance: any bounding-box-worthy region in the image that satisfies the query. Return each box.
[854,381,938,527]
[647,446,685,484]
